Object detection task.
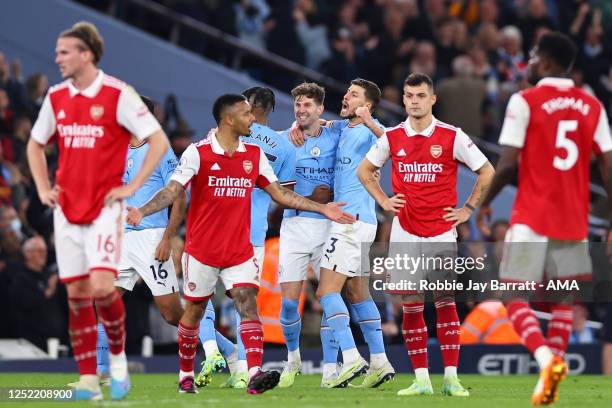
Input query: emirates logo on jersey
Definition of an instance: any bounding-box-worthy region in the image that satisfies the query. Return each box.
[243,160,253,174]
[90,105,104,121]
[430,145,442,158]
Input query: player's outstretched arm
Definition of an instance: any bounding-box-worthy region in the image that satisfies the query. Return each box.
[263,181,356,224]
[445,161,495,228]
[357,158,405,213]
[127,180,183,227]
[105,130,170,204]
[477,148,519,235]
[26,139,60,207]
[155,188,187,262]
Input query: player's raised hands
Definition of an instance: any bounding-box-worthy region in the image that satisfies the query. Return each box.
[126,206,144,226]
[355,106,373,122]
[321,201,356,224]
[443,206,472,227]
[381,193,406,213]
[39,184,62,208]
[288,121,305,147]
[476,205,493,237]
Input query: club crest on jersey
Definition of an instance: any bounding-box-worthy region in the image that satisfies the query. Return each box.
[310,146,321,157]
[90,105,104,121]
[430,145,442,158]
[127,158,134,170]
[243,160,253,174]
[187,282,196,291]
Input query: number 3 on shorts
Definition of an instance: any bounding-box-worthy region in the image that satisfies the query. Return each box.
[326,237,338,254]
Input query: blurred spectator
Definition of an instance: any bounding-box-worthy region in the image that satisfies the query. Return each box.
[0,88,13,136]
[517,0,554,56]
[235,0,270,50]
[497,25,525,84]
[8,236,63,351]
[24,73,48,121]
[11,115,32,165]
[293,0,331,70]
[435,55,487,138]
[569,303,596,344]
[406,41,445,83]
[434,17,461,70]
[321,30,359,84]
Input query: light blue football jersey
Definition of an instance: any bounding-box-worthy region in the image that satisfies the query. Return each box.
[331,119,383,225]
[283,126,340,220]
[241,123,296,247]
[123,143,178,231]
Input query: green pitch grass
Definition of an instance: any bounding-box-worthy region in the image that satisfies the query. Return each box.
[0,373,610,407]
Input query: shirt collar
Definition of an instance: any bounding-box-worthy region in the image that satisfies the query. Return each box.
[211,131,246,155]
[403,116,437,137]
[68,69,105,98]
[537,77,574,89]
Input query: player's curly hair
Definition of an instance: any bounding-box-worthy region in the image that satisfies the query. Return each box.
[59,21,104,65]
[291,82,325,106]
[243,87,275,114]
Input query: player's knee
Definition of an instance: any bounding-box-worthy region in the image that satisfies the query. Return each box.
[161,308,182,326]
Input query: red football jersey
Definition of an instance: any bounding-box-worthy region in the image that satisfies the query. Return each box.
[499,78,612,240]
[171,134,277,268]
[31,70,160,224]
[367,118,487,237]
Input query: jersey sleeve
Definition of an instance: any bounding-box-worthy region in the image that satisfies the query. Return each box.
[453,129,488,171]
[498,92,530,148]
[365,133,391,167]
[117,86,162,140]
[160,147,179,185]
[170,144,200,187]
[31,94,56,145]
[277,145,296,186]
[593,105,612,154]
[256,148,278,188]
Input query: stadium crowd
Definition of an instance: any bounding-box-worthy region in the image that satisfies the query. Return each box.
[115,0,612,141]
[1,0,611,376]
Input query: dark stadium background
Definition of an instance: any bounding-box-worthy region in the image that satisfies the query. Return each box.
[0,0,610,376]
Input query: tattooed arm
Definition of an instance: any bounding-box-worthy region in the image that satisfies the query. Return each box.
[126,180,184,226]
[263,181,355,224]
[466,161,495,210]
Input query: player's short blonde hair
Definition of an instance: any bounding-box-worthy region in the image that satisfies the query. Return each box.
[60,21,104,64]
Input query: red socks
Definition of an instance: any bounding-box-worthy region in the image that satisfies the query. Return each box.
[507,301,547,354]
[240,320,264,371]
[68,297,98,375]
[547,304,573,358]
[402,303,428,370]
[435,297,460,368]
[178,322,199,373]
[95,291,126,355]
